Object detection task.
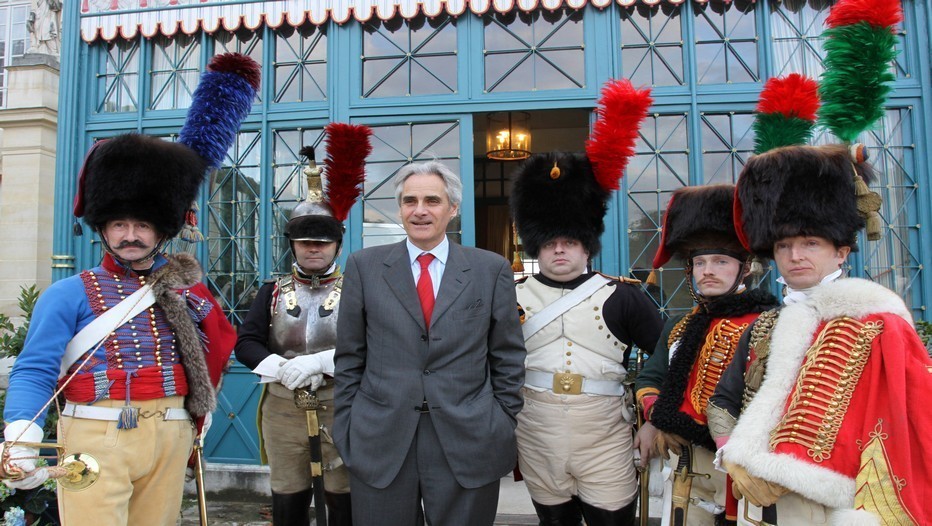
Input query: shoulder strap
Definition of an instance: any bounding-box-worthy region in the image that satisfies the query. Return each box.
[522,274,611,341]
[60,284,157,379]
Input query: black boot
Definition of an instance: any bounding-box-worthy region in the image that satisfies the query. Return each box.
[272,489,312,526]
[532,499,583,526]
[578,498,637,526]
[324,491,353,526]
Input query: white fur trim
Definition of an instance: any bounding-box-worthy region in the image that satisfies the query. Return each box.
[722,279,911,509]
[828,509,881,526]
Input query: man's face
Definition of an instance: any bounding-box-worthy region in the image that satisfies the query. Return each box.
[400,173,459,251]
[773,236,850,290]
[691,253,745,297]
[101,218,162,269]
[537,237,589,282]
[293,240,339,274]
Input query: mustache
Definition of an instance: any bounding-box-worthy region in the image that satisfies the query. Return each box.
[115,240,148,249]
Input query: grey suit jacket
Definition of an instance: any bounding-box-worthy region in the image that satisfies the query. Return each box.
[333,240,526,489]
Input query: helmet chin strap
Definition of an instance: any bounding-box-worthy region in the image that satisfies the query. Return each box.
[99,233,165,270]
[685,259,750,312]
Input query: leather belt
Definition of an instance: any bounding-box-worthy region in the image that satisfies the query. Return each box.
[524,370,626,396]
[62,403,191,422]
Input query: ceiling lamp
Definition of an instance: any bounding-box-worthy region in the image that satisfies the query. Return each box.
[486,111,531,161]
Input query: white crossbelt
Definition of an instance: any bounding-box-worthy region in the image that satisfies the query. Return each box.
[62,403,190,422]
[521,274,611,341]
[524,369,626,397]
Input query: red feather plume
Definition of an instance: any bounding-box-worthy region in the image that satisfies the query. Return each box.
[585,79,653,192]
[825,0,903,30]
[756,73,820,122]
[324,123,373,222]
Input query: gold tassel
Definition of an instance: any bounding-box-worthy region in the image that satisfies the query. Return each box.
[512,252,524,273]
[866,212,883,241]
[749,259,764,277]
[645,268,659,287]
[853,174,871,197]
[550,161,561,180]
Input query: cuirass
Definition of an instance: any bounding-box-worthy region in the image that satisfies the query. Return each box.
[269,275,340,358]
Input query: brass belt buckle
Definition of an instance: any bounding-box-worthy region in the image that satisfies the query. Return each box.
[552,372,583,395]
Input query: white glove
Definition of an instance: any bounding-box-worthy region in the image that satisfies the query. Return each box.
[2,420,49,490]
[277,354,325,391]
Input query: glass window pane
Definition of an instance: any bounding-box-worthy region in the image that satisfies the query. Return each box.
[274,23,327,103]
[149,33,200,111]
[693,0,759,85]
[620,4,685,87]
[699,112,754,185]
[484,8,584,93]
[362,14,457,99]
[213,28,263,104]
[96,38,139,113]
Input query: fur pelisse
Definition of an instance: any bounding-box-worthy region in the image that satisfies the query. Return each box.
[151,253,216,418]
[735,145,864,258]
[510,152,609,257]
[818,23,898,143]
[650,289,778,451]
[82,134,207,237]
[324,123,372,222]
[179,53,260,169]
[659,184,740,262]
[585,79,653,192]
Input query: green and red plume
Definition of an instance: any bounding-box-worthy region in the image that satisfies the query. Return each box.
[585,79,653,192]
[753,73,820,154]
[323,123,373,222]
[818,0,903,143]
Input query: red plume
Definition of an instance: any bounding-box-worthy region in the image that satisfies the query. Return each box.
[756,73,820,121]
[324,123,373,222]
[585,79,653,192]
[825,0,903,30]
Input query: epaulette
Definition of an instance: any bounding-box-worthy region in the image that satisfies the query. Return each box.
[515,275,530,284]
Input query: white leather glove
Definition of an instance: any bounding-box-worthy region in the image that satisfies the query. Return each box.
[277,354,325,391]
[2,420,49,490]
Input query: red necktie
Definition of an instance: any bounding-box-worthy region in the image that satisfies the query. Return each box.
[417,253,436,329]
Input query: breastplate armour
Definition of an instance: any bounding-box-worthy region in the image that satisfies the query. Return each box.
[269,274,341,358]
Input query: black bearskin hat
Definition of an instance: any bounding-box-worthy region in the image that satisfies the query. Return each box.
[734,144,874,259]
[652,184,748,269]
[79,134,208,238]
[510,152,609,258]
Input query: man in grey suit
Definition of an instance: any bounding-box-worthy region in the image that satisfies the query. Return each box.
[334,161,527,525]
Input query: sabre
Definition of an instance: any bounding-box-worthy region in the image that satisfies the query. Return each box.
[0,442,99,491]
[192,434,210,526]
[295,387,328,526]
[669,445,711,526]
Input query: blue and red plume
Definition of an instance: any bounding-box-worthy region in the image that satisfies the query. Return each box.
[179,53,260,169]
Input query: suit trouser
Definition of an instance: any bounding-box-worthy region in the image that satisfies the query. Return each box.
[516,388,638,510]
[349,411,501,526]
[57,396,194,526]
[261,383,350,494]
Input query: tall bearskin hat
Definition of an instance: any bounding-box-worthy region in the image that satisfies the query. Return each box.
[652,184,747,271]
[73,53,261,240]
[511,79,652,258]
[284,123,373,244]
[734,144,876,259]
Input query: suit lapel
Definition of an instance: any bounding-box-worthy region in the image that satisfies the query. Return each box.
[382,241,427,330]
[431,242,470,325]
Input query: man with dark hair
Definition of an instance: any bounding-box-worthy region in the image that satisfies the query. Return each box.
[709,144,932,524]
[634,184,778,525]
[509,80,662,526]
[1,54,258,525]
[236,125,371,526]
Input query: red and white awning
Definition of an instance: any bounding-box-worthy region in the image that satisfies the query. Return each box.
[81,0,690,42]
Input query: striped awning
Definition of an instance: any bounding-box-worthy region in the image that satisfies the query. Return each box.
[81,0,693,42]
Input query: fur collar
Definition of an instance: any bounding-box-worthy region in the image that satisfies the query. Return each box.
[150,253,215,418]
[722,278,911,509]
[651,289,778,450]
